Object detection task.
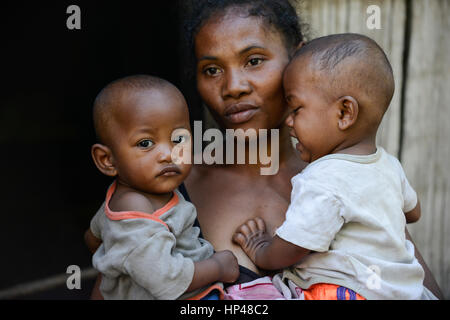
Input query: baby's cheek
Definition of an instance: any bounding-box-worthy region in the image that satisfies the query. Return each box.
[180,163,192,179]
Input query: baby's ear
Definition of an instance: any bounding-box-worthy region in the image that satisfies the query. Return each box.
[336,96,359,130]
[91,143,117,177]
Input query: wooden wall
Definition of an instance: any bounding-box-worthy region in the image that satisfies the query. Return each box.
[291,0,450,298]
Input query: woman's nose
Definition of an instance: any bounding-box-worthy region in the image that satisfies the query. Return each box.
[222,68,251,99]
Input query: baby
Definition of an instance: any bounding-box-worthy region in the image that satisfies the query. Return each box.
[233,34,434,300]
[85,75,239,300]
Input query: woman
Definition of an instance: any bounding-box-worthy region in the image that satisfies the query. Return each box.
[88,0,443,299]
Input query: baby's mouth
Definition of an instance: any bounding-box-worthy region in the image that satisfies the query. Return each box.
[294,139,304,153]
[157,165,181,177]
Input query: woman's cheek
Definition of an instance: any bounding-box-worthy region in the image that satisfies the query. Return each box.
[197,78,217,107]
[265,77,288,125]
[258,63,285,100]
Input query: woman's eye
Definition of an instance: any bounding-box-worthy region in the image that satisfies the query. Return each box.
[204,67,222,76]
[137,139,154,149]
[173,135,186,144]
[246,58,264,67]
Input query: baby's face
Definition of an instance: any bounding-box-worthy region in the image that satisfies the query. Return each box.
[108,88,192,194]
[283,58,341,163]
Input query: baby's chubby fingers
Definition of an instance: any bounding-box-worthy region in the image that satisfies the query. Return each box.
[253,217,266,233]
[232,222,252,246]
[246,219,259,234]
[236,218,266,234]
[234,221,250,237]
[232,231,246,246]
[232,217,267,244]
[232,218,271,264]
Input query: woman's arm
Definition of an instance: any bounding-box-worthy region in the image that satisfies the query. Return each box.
[84,227,104,300]
[84,228,102,254]
[232,217,309,270]
[406,228,443,299]
[90,274,104,300]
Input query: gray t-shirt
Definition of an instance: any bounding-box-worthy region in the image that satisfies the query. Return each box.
[91,183,215,300]
[276,147,427,299]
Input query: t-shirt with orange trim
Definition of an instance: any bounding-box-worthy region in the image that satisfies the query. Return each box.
[90,181,222,300]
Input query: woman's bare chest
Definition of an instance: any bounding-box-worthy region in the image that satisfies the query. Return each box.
[193,176,290,240]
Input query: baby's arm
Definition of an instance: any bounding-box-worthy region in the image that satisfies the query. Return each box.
[232,217,309,271]
[187,250,239,292]
[405,199,421,223]
[115,190,240,294]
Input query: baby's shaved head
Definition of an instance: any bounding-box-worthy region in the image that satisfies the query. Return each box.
[93,75,182,145]
[291,33,395,127]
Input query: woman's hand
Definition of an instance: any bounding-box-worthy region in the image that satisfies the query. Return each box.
[84,228,102,254]
[84,228,104,299]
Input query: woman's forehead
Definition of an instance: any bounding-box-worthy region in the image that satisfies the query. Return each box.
[195,13,285,57]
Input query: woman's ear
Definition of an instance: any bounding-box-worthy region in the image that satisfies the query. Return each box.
[290,41,306,58]
[337,96,359,130]
[295,41,305,51]
[91,143,117,177]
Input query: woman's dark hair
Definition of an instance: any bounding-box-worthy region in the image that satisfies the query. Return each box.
[182,0,305,77]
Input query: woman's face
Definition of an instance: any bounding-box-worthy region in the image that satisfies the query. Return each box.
[195,11,291,131]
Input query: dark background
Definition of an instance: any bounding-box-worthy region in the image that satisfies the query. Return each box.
[0,1,200,299]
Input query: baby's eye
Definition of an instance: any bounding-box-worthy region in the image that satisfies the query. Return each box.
[172,135,186,144]
[137,139,154,149]
[246,57,264,67]
[204,67,222,77]
[292,107,302,115]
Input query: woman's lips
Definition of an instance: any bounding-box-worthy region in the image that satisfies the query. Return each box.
[224,103,259,124]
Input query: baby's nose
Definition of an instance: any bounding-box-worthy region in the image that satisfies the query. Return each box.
[285,113,294,127]
[157,144,173,163]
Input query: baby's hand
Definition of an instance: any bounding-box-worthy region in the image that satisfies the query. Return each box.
[211,250,239,283]
[232,217,272,264]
